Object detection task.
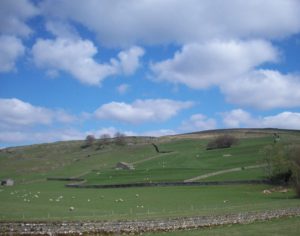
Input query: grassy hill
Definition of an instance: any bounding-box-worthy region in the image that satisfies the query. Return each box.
[0,128,300,221]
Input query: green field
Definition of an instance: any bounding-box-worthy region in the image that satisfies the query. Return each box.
[0,129,300,232]
[1,182,299,221]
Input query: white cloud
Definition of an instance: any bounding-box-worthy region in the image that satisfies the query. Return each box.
[180,114,217,132]
[151,40,277,89]
[0,129,84,144]
[0,98,53,126]
[0,36,25,72]
[222,109,300,130]
[45,20,79,39]
[40,0,300,46]
[261,112,300,129]
[113,46,145,75]
[0,0,38,37]
[221,70,300,109]
[151,40,300,110]
[89,127,136,138]
[0,98,75,127]
[32,38,116,85]
[117,84,130,95]
[142,129,177,137]
[32,37,144,85]
[0,131,28,143]
[0,127,136,146]
[94,99,193,124]
[222,109,255,128]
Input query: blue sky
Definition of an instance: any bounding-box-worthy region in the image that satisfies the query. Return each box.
[1,0,300,147]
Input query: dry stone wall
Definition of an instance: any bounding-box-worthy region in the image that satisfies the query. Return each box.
[1,208,300,235]
[66,180,271,189]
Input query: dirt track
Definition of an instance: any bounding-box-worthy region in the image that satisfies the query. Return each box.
[184,164,267,182]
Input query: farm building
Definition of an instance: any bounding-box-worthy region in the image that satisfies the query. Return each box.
[115,162,135,170]
[1,179,14,186]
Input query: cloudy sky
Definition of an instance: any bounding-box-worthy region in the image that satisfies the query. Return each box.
[1,0,300,147]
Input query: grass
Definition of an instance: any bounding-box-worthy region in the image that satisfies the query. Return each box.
[203,167,266,182]
[144,216,300,236]
[0,182,299,221]
[0,129,299,223]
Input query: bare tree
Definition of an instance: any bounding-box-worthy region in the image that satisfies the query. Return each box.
[82,134,96,148]
[114,132,126,146]
[97,134,111,148]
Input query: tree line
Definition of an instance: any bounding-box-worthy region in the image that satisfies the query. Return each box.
[82,132,126,149]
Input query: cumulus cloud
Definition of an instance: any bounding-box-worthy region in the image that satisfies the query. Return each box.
[32,37,144,85]
[151,40,277,89]
[222,109,300,130]
[32,38,116,85]
[142,129,177,137]
[0,129,84,144]
[222,109,255,128]
[151,40,300,110]
[112,46,145,75]
[94,99,193,124]
[261,112,300,129]
[40,0,300,46]
[0,127,136,146]
[45,20,79,39]
[180,114,217,132]
[0,98,75,128]
[221,70,300,109]
[90,127,136,138]
[0,0,38,37]
[0,36,25,72]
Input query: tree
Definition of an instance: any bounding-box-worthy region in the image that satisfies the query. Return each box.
[97,134,111,149]
[114,132,126,146]
[100,133,111,145]
[206,135,238,150]
[81,134,95,148]
[264,144,300,198]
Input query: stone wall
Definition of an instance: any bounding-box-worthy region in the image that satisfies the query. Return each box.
[66,179,271,189]
[1,208,300,235]
[47,177,85,182]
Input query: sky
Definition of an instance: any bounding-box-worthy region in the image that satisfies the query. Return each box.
[1,0,300,148]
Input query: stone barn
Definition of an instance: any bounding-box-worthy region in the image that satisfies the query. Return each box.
[115,162,135,170]
[1,179,14,186]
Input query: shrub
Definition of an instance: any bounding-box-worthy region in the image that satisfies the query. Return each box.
[264,144,300,197]
[289,145,300,197]
[206,135,238,150]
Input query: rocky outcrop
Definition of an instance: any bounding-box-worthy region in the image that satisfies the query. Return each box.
[1,208,300,235]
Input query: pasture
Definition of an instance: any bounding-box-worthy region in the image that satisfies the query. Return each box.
[0,128,300,234]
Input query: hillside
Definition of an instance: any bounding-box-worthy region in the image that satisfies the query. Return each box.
[0,128,300,224]
[0,128,299,184]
